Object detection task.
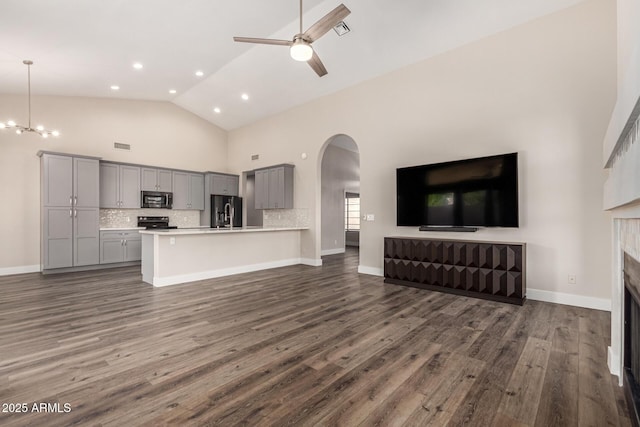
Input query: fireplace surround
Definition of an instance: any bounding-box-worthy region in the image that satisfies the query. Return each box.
[624,252,640,426]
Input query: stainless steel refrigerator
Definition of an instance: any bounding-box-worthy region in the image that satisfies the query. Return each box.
[211,195,242,228]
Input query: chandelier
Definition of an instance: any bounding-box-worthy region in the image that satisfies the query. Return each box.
[0,60,60,138]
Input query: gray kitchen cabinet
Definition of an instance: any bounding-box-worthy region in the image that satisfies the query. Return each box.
[74,207,100,266]
[124,238,142,262]
[42,154,73,207]
[141,167,172,192]
[43,207,73,269]
[100,162,141,208]
[39,152,100,270]
[100,230,141,264]
[210,173,239,196]
[255,165,294,209]
[190,174,205,210]
[172,171,204,210]
[42,155,99,208]
[254,169,269,210]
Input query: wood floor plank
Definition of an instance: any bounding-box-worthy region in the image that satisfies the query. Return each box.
[498,337,552,424]
[0,248,628,426]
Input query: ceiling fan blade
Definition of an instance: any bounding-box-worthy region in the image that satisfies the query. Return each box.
[308,50,328,77]
[233,37,292,46]
[303,4,351,43]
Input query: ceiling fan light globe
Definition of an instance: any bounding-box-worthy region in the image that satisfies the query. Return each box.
[290,42,313,62]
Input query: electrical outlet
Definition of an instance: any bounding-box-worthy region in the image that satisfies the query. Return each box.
[365,214,375,221]
[126,216,130,222]
[568,274,576,284]
[170,237,176,245]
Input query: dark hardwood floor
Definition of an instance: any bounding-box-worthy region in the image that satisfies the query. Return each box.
[0,248,630,426]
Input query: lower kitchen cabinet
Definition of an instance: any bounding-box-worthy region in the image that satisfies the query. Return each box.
[43,207,99,269]
[100,230,142,264]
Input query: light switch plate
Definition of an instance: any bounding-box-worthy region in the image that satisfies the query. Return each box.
[365,214,375,221]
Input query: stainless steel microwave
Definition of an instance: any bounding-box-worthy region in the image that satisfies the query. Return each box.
[141,191,173,209]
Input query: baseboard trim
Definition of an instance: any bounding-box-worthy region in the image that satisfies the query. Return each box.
[609,346,622,384]
[527,288,611,311]
[321,248,345,256]
[0,264,41,276]
[153,258,312,287]
[301,258,322,267]
[358,265,384,276]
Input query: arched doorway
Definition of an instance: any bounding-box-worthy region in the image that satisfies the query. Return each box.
[318,134,360,260]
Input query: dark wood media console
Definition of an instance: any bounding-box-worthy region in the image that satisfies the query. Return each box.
[384,237,526,305]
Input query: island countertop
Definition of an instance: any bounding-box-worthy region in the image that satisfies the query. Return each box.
[139,226,308,236]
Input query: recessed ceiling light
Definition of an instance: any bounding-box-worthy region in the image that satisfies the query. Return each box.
[110,85,120,91]
[169,89,177,94]
[241,93,249,101]
[213,107,221,114]
[133,62,143,70]
[195,70,204,77]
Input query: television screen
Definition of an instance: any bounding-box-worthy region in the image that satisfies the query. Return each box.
[396,153,519,228]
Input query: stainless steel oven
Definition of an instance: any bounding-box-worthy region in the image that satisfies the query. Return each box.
[141,191,173,209]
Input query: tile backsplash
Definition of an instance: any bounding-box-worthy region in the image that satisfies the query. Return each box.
[263,208,310,228]
[100,209,201,228]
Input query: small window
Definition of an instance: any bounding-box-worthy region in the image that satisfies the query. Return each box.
[345,192,360,231]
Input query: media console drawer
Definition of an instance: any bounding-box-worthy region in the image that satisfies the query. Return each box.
[383,237,526,305]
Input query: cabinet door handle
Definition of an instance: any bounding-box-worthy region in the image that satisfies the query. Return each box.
[69,196,73,206]
[124,239,127,246]
[121,239,124,246]
[74,209,77,218]
[69,209,72,217]
[74,196,77,206]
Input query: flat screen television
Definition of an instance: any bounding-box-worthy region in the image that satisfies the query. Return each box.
[396,152,519,228]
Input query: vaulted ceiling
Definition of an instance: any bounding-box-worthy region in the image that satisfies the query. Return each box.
[0,0,586,130]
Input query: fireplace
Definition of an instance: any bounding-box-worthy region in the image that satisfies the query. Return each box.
[624,252,640,426]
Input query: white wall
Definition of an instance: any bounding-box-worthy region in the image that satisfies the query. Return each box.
[228,0,616,301]
[0,95,227,272]
[321,140,360,254]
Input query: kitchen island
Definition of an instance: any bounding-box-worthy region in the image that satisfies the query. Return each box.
[139,227,309,286]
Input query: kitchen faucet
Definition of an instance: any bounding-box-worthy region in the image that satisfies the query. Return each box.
[224,202,235,229]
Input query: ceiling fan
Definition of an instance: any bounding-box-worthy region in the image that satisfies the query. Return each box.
[233,0,351,77]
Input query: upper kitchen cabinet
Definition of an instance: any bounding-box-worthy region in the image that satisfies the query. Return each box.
[254,164,294,209]
[42,154,99,208]
[210,173,239,196]
[141,167,172,192]
[100,162,141,209]
[173,171,204,210]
